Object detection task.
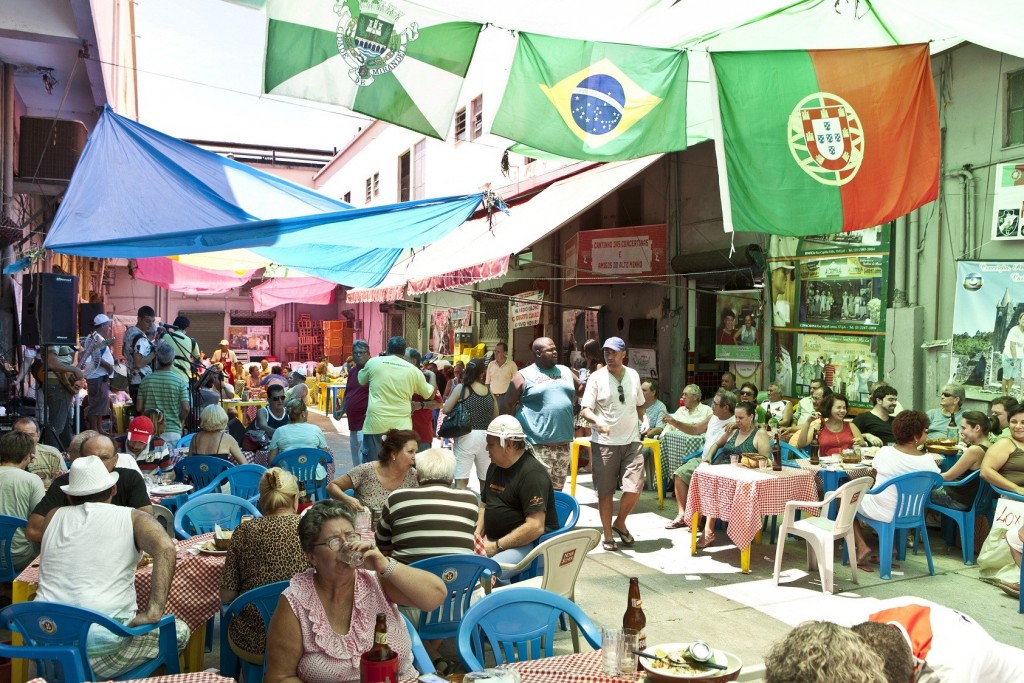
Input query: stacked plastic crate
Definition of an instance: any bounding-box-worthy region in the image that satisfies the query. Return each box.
[322,319,353,366]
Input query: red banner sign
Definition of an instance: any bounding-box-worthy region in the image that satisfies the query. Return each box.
[563,225,667,288]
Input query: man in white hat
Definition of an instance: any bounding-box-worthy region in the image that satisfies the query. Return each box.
[34,455,190,678]
[211,339,237,385]
[476,415,558,580]
[84,313,116,435]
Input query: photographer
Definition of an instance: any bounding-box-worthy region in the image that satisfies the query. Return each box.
[157,316,201,384]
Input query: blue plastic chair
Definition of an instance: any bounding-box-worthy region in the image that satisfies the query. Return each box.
[992,486,1024,613]
[191,464,267,499]
[409,555,502,641]
[175,433,195,452]
[175,456,234,490]
[220,580,290,683]
[401,613,435,674]
[0,514,28,582]
[456,587,601,671]
[923,471,995,566]
[853,471,942,580]
[270,448,333,501]
[0,639,86,683]
[173,493,262,539]
[1,601,180,681]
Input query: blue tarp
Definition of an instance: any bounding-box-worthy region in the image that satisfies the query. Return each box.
[44,107,483,288]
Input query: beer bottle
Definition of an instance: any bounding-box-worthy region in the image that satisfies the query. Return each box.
[946,413,958,442]
[623,577,647,650]
[809,421,820,465]
[297,480,308,505]
[771,435,783,472]
[365,612,393,661]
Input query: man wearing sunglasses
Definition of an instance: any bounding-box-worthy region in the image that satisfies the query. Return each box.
[579,337,647,552]
[926,384,966,439]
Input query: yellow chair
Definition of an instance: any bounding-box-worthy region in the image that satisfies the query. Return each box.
[569,436,663,508]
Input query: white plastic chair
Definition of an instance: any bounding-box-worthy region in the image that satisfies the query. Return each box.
[772,477,873,594]
[493,528,601,652]
[150,505,175,539]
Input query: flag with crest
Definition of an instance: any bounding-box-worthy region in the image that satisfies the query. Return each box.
[492,33,688,161]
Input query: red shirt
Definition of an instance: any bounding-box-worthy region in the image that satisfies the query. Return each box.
[411,371,441,444]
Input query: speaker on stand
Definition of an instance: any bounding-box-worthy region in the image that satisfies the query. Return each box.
[21,273,80,450]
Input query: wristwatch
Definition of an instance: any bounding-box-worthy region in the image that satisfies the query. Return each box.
[419,401,425,409]
[494,539,504,553]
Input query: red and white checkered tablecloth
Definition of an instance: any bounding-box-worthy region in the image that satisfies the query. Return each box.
[794,459,872,482]
[501,649,644,682]
[26,672,238,683]
[16,533,225,632]
[685,464,818,550]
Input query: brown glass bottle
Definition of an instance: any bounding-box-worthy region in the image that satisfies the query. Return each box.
[623,577,647,650]
[771,435,783,471]
[809,421,821,465]
[297,479,308,505]
[365,612,393,661]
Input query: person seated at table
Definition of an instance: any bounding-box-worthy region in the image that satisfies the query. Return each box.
[261,365,289,390]
[981,404,1024,495]
[990,395,1018,442]
[853,384,900,447]
[233,360,247,395]
[763,621,887,683]
[666,389,736,529]
[760,382,793,426]
[640,379,668,438]
[852,410,941,569]
[0,431,45,572]
[789,377,826,427]
[259,358,271,378]
[930,411,991,511]
[697,401,771,549]
[661,384,712,437]
[736,382,759,406]
[246,364,262,391]
[220,467,310,657]
[264,501,446,683]
[927,383,967,439]
[796,393,865,456]
[327,429,419,512]
[285,369,309,405]
[34,455,191,678]
[375,448,477,564]
[189,405,246,465]
[124,415,171,473]
[268,399,329,460]
[13,417,66,482]
[256,384,290,440]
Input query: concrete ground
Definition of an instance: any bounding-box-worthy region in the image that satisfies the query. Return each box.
[207,409,1024,673]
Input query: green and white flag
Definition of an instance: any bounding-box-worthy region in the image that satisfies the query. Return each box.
[492,33,688,161]
[264,0,481,140]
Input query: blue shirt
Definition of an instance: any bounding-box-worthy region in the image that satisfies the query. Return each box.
[515,363,576,445]
[926,408,965,439]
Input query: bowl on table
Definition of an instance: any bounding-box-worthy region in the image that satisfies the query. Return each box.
[640,643,742,682]
[213,529,234,551]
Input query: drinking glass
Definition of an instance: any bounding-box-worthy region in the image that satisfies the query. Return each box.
[355,509,373,541]
[601,627,623,676]
[619,629,639,680]
[758,458,769,472]
[729,454,739,466]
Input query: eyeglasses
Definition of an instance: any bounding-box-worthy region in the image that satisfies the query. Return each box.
[313,533,362,552]
[739,390,754,396]
[940,392,954,398]
[616,385,625,404]
[270,395,286,401]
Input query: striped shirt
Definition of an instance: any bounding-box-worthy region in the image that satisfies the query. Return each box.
[375,483,479,564]
[137,369,189,434]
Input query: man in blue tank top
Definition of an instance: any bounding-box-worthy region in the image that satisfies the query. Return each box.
[504,337,580,491]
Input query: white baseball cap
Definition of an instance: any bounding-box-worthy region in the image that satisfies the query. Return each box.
[93,313,112,326]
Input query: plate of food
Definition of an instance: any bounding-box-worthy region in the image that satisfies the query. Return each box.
[640,643,742,682]
[151,483,193,495]
[194,540,227,555]
[925,439,961,456]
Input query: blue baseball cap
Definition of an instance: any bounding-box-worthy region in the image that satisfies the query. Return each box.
[603,337,626,352]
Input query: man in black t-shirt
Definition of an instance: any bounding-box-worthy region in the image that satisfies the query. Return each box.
[477,415,557,580]
[25,434,152,543]
[853,385,899,446]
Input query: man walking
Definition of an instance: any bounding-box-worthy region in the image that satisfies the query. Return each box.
[504,337,579,490]
[485,342,517,413]
[123,306,156,405]
[358,336,434,464]
[334,340,370,465]
[579,337,647,552]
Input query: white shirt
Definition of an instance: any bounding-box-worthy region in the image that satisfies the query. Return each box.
[857,446,940,522]
[581,366,644,445]
[794,395,816,425]
[702,415,735,460]
[84,335,115,381]
[1004,325,1024,357]
[662,403,712,437]
[116,452,142,473]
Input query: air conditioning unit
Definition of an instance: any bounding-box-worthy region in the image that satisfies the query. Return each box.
[18,116,88,181]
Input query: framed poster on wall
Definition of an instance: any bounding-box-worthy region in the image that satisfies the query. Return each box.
[715,289,763,362]
[229,325,272,358]
[796,332,880,406]
[796,255,886,332]
[991,163,1024,240]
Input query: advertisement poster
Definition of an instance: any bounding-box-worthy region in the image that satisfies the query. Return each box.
[229,325,272,357]
[949,260,1024,400]
[430,309,452,355]
[797,255,886,331]
[715,289,762,362]
[562,308,601,367]
[563,225,667,288]
[771,330,796,396]
[991,163,1024,240]
[628,348,657,379]
[796,333,880,406]
[796,225,890,256]
[510,291,544,330]
[449,306,472,333]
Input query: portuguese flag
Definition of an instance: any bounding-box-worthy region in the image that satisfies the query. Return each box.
[711,44,939,236]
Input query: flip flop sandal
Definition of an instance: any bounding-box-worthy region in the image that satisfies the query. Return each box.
[697,534,716,549]
[856,562,874,572]
[665,517,688,529]
[602,538,618,551]
[868,555,900,568]
[612,526,636,546]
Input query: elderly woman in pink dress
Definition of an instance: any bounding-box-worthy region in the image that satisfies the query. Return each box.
[265,500,445,683]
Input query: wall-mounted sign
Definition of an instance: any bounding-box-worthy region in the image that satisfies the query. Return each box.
[715,289,763,362]
[992,163,1024,240]
[563,224,667,289]
[511,291,544,330]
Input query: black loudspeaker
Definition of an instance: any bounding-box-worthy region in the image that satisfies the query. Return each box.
[21,273,79,346]
[78,303,104,339]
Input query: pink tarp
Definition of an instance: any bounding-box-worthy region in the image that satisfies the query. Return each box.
[252,277,336,311]
[133,257,255,295]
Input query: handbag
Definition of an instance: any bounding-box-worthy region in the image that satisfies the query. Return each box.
[438,387,472,439]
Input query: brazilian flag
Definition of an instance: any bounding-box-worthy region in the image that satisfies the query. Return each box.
[492,33,688,161]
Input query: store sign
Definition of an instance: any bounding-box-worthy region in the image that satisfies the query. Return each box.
[229,325,272,358]
[511,291,544,330]
[563,225,667,288]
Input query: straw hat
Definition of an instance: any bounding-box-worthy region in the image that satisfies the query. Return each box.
[61,456,119,496]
